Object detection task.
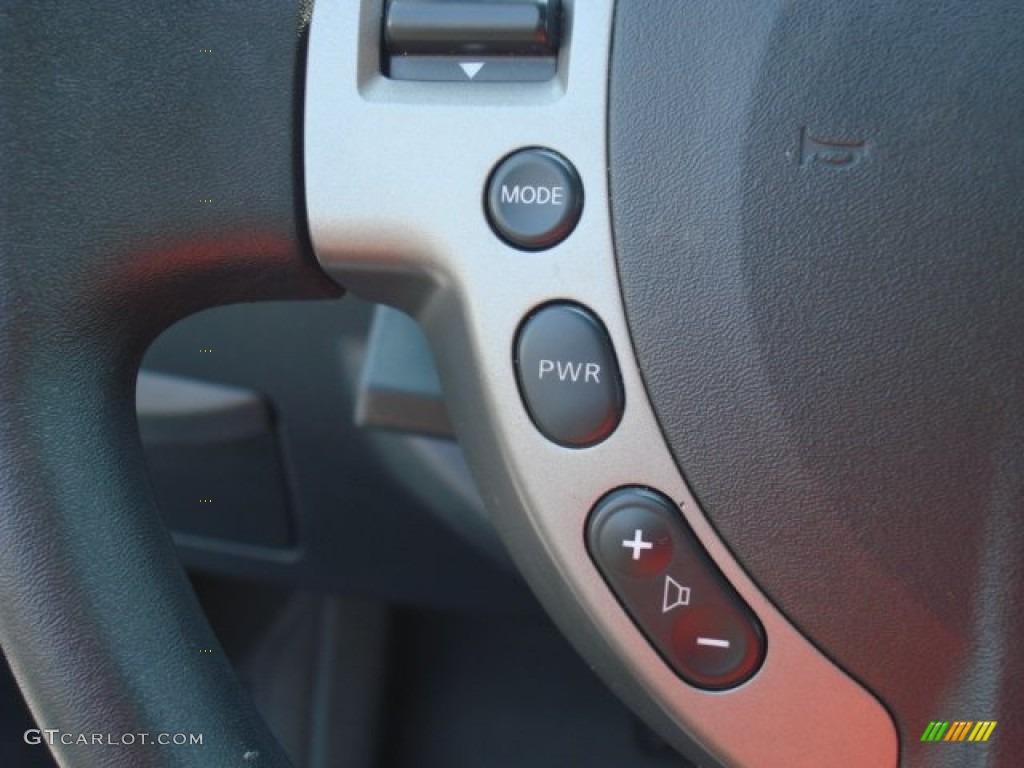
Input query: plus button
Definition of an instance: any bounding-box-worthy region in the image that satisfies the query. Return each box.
[622,529,654,561]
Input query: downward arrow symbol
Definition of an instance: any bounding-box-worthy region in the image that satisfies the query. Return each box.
[459,61,485,79]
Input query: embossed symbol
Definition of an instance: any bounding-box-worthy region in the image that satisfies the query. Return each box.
[796,127,868,169]
[459,62,485,80]
[622,529,654,561]
[662,575,691,613]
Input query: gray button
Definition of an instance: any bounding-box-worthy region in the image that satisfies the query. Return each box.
[514,303,622,447]
[486,149,583,250]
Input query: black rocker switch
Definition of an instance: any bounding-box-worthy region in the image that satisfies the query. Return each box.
[384,0,561,82]
[587,487,766,690]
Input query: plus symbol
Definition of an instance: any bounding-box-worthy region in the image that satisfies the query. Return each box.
[622,529,653,561]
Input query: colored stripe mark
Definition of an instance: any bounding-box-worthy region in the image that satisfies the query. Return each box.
[923,720,997,743]
[921,721,950,742]
[969,721,997,742]
[945,721,973,741]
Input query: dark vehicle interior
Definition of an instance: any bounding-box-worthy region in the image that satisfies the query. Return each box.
[1,1,1021,767]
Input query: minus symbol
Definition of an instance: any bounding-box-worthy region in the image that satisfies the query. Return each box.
[696,637,731,649]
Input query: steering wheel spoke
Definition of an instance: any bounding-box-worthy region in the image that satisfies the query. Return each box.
[304,2,896,766]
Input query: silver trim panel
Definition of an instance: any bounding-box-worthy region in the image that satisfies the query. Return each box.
[304,1,898,765]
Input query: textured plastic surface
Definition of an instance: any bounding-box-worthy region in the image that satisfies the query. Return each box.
[609,1,1024,765]
[0,1,341,765]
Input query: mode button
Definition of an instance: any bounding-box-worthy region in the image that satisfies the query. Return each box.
[486,148,583,250]
[514,303,623,447]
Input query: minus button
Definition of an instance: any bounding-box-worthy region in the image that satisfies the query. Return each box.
[696,637,731,649]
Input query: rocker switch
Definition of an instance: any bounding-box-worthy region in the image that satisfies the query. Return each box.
[384,0,561,82]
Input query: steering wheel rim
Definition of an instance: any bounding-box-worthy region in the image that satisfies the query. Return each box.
[1,1,337,765]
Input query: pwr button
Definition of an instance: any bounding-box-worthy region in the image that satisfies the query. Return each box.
[515,303,623,447]
[486,148,583,250]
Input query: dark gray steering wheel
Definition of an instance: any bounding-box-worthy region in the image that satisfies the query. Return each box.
[2,1,1021,767]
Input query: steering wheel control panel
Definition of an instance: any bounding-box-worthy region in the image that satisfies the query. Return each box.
[587,488,765,690]
[308,0,900,762]
[486,148,583,250]
[383,0,561,82]
[514,303,623,447]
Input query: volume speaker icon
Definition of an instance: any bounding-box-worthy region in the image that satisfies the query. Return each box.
[663,576,691,613]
